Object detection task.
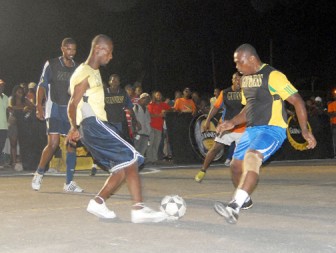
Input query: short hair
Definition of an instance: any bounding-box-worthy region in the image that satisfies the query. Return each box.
[62,38,76,47]
[235,43,260,61]
[108,74,120,82]
[91,34,113,48]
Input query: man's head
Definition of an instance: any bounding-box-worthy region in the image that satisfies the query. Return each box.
[90,34,113,66]
[153,91,162,102]
[232,72,242,91]
[234,43,261,75]
[108,74,120,89]
[183,87,191,99]
[213,88,220,98]
[61,38,77,61]
[134,86,143,97]
[124,84,134,97]
[138,92,151,106]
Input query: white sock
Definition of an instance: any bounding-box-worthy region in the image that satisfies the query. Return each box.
[234,189,249,208]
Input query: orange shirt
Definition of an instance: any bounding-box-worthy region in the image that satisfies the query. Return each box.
[174,97,196,114]
[328,101,336,125]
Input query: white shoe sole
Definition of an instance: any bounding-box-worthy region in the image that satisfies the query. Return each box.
[214,202,238,224]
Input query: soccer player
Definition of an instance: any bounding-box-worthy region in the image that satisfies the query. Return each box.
[32,38,83,192]
[214,44,316,224]
[67,34,166,223]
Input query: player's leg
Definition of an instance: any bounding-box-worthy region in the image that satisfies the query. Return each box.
[32,130,60,191]
[195,141,223,182]
[87,169,126,219]
[215,126,286,224]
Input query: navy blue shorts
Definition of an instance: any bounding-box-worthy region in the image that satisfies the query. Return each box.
[79,117,144,173]
[233,125,287,162]
[46,104,70,135]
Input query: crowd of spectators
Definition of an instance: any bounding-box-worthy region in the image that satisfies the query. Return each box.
[1,75,335,172]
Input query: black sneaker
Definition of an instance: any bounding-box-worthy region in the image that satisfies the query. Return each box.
[241,198,253,210]
[214,201,239,224]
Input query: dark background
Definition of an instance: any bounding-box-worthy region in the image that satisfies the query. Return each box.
[0,0,335,100]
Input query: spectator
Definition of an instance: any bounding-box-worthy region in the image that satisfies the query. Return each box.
[26,82,37,104]
[328,91,336,157]
[133,93,151,156]
[0,79,9,169]
[174,87,197,116]
[133,84,143,105]
[8,85,34,171]
[147,91,171,164]
[210,88,220,108]
[104,74,136,142]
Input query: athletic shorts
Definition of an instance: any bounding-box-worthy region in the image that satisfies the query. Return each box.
[46,104,70,135]
[215,131,243,146]
[79,116,144,173]
[233,125,286,162]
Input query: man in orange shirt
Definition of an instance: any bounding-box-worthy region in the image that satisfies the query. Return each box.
[328,90,336,157]
[173,87,197,116]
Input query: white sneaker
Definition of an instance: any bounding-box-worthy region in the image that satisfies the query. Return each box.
[87,199,116,219]
[224,159,231,167]
[32,173,43,191]
[14,163,23,172]
[131,205,167,223]
[63,181,84,193]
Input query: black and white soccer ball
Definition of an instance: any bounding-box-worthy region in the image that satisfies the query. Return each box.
[160,195,187,220]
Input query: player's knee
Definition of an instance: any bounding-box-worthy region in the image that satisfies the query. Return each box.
[244,152,262,175]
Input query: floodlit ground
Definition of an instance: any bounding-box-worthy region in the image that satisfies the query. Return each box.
[0,160,335,253]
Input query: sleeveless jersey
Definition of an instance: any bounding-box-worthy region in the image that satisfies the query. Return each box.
[48,57,77,105]
[241,64,297,128]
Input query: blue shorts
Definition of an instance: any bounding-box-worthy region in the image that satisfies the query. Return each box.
[46,104,70,135]
[79,117,144,173]
[233,125,287,162]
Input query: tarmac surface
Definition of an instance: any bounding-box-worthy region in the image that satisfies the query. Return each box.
[0,159,335,253]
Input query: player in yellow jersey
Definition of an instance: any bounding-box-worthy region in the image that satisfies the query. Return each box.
[214,44,316,224]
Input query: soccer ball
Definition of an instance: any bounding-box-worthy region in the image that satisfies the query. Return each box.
[160,195,187,220]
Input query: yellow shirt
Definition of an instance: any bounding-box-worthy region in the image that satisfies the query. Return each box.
[70,63,107,124]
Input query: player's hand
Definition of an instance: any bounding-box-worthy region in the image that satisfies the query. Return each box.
[66,128,80,146]
[36,105,45,120]
[302,129,317,149]
[216,120,234,136]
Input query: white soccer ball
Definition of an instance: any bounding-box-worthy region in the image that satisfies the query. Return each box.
[160,195,187,220]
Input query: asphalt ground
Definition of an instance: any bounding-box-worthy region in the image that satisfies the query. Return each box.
[0,159,335,253]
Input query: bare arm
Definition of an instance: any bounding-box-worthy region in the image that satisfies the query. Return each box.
[202,105,220,131]
[35,86,46,120]
[286,93,317,149]
[66,77,90,145]
[216,107,247,135]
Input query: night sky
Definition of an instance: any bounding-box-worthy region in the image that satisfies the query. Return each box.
[0,0,335,100]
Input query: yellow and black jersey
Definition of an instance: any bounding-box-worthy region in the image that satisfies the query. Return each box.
[241,64,297,128]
